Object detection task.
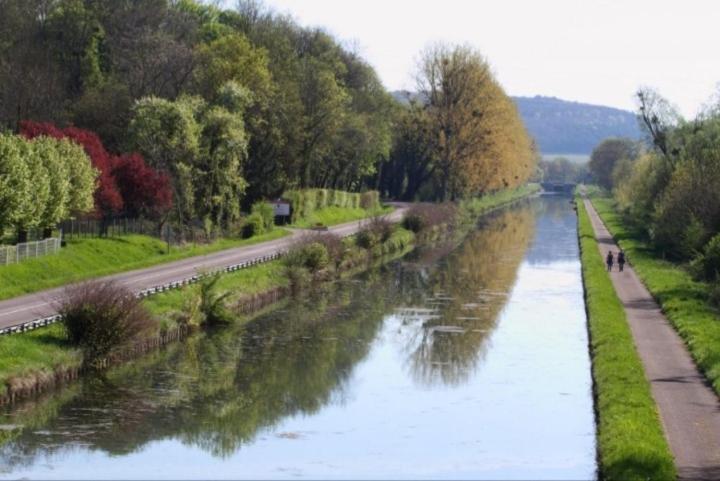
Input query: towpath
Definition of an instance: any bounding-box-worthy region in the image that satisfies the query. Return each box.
[584,198,720,480]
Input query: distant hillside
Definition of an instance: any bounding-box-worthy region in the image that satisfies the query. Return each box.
[392,91,642,155]
[512,96,642,154]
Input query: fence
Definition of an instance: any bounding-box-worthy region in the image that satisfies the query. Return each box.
[0,237,61,265]
[59,217,162,240]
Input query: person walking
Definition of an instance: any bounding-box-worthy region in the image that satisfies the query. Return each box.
[618,250,626,272]
[606,251,614,272]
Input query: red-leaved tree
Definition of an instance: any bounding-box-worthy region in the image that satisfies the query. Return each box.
[20,121,172,225]
[112,153,173,221]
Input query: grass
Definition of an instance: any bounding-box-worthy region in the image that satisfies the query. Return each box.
[460,184,540,217]
[0,323,80,397]
[592,197,720,394]
[0,229,289,300]
[291,205,393,228]
[577,199,676,481]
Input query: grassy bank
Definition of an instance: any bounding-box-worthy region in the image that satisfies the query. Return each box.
[0,229,289,300]
[291,205,393,228]
[592,197,720,394]
[577,199,676,481]
[460,183,540,217]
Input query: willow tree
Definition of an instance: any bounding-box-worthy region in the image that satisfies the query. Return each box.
[416,43,534,200]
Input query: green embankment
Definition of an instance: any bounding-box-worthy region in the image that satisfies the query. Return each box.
[0,229,289,300]
[592,197,720,394]
[577,199,676,480]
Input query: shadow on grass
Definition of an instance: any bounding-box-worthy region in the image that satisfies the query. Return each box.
[605,454,676,481]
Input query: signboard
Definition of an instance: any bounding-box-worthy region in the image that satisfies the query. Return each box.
[271,201,290,217]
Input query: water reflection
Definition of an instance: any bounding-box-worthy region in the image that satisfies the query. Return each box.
[0,197,595,480]
[394,207,535,386]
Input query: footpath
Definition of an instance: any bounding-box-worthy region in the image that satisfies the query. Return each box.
[584,198,720,480]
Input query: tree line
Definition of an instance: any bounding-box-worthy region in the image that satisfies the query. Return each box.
[590,88,720,283]
[0,0,536,240]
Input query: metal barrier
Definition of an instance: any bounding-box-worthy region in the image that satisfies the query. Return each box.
[0,251,287,336]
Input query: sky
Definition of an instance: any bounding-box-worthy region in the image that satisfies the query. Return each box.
[221,0,720,118]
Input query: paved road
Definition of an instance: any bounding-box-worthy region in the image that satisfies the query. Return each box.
[0,207,408,332]
[585,198,720,480]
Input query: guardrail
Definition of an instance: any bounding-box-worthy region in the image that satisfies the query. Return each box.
[0,251,286,336]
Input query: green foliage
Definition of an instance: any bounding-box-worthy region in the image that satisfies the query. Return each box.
[0,134,96,237]
[283,189,380,225]
[242,212,265,239]
[251,202,275,232]
[198,273,233,326]
[588,137,639,190]
[577,199,676,481]
[691,233,720,282]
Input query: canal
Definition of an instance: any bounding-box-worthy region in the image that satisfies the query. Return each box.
[0,196,596,479]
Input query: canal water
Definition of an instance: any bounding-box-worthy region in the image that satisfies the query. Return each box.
[0,196,596,480]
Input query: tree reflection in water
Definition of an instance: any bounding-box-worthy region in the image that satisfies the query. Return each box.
[393,206,535,386]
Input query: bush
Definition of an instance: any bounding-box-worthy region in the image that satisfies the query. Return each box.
[691,233,720,282]
[356,229,379,249]
[242,212,265,238]
[360,191,380,210]
[198,273,232,326]
[58,281,155,365]
[709,283,720,309]
[284,240,330,273]
[357,215,393,249]
[251,201,275,232]
[402,203,458,234]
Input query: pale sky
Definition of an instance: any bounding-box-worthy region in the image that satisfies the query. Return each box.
[225,0,720,117]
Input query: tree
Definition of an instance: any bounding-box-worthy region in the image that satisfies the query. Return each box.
[196,105,249,228]
[33,137,70,237]
[112,153,173,222]
[0,134,30,236]
[129,96,202,225]
[589,138,638,190]
[414,43,534,200]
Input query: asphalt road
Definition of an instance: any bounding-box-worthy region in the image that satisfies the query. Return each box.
[585,198,720,480]
[0,206,407,332]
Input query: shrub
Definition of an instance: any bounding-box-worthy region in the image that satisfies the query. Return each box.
[198,273,232,326]
[691,233,720,282]
[360,191,380,210]
[242,212,265,238]
[356,229,379,249]
[58,281,155,366]
[284,240,330,273]
[402,203,458,234]
[251,201,275,232]
[709,283,720,309]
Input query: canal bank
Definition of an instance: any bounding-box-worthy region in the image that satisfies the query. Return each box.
[576,198,676,480]
[0,195,596,479]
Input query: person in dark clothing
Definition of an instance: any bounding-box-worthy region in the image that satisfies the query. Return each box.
[618,251,626,272]
[606,251,614,272]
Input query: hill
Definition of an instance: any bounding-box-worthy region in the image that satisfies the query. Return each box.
[512,96,642,155]
[392,91,643,155]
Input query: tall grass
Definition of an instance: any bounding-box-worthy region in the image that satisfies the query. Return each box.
[577,199,676,481]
